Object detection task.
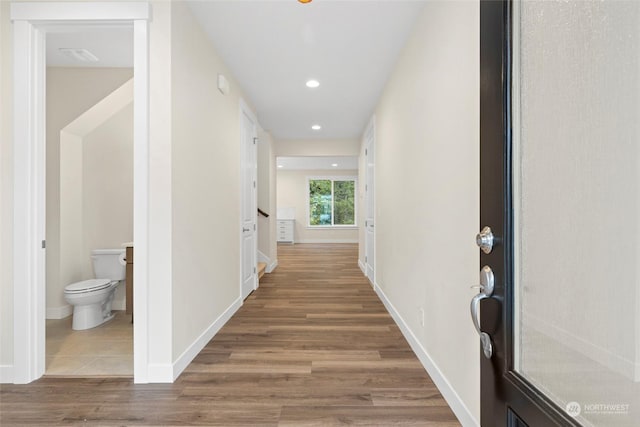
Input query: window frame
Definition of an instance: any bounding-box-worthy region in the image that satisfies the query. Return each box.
[306,176,358,228]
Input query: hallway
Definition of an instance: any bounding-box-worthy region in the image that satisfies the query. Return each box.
[0,243,460,426]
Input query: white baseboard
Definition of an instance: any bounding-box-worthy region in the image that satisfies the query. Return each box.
[46,305,72,319]
[358,259,366,275]
[0,365,14,383]
[258,251,277,273]
[296,239,359,244]
[375,284,479,427]
[257,250,269,265]
[147,363,174,383]
[171,296,242,381]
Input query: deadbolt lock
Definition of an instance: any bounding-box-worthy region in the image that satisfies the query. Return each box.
[476,226,494,254]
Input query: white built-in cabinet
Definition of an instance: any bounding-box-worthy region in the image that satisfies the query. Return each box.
[277,219,295,243]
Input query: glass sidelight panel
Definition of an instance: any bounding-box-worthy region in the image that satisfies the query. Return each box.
[513,1,640,426]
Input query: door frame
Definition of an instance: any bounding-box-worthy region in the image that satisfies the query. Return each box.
[479,1,582,424]
[363,116,376,286]
[239,99,258,300]
[10,2,150,384]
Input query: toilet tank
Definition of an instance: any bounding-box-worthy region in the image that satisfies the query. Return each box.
[91,249,126,281]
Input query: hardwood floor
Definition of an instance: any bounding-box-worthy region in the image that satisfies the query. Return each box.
[0,243,460,426]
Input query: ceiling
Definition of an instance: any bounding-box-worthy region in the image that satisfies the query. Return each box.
[47,26,134,68]
[45,1,426,141]
[277,156,359,171]
[188,0,425,140]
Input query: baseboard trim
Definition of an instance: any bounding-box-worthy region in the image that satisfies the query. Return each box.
[0,365,14,383]
[171,296,242,381]
[257,250,269,265]
[147,363,173,383]
[375,284,479,427]
[46,305,72,319]
[358,259,366,275]
[267,259,278,273]
[296,239,359,244]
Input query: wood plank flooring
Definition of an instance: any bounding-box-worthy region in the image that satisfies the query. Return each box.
[0,243,460,426]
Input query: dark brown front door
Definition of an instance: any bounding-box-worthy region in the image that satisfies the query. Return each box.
[479,1,639,426]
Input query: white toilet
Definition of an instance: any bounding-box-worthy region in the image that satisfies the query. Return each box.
[64,249,126,330]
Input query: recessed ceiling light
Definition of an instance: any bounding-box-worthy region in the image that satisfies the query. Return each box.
[277,165,284,168]
[306,79,320,88]
[59,48,99,63]
[299,0,312,3]
[311,125,322,131]
[331,163,338,167]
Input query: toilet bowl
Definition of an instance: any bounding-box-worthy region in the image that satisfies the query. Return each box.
[64,249,126,330]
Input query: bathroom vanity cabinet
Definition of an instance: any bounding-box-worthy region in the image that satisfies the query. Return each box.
[125,246,133,317]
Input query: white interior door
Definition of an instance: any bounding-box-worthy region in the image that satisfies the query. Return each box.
[364,120,375,284]
[240,104,257,300]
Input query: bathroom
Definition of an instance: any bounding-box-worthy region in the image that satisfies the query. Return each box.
[44,27,134,376]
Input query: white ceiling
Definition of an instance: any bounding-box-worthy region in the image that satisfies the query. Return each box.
[45,1,425,141]
[277,156,359,170]
[47,26,134,68]
[187,0,425,140]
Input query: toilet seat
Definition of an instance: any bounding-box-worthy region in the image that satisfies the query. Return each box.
[64,279,113,294]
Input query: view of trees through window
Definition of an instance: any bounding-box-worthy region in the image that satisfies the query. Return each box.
[309,178,356,226]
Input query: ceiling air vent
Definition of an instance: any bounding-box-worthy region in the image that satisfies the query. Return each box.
[58,48,99,63]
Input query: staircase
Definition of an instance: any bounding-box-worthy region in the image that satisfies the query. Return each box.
[258,262,267,281]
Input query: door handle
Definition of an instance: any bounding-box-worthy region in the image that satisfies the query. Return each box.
[470,293,486,334]
[242,227,251,232]
[470,266,495,359]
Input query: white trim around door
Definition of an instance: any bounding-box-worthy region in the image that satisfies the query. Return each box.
[10,2,150,384]
[239,99,258,301]
[364,116,376,286]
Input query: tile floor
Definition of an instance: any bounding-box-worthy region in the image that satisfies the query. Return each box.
[45,311,133,376]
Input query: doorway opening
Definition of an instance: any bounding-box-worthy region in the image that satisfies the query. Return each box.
[275,156,359,246]
[11,2,150,384]
[45,28,135,375]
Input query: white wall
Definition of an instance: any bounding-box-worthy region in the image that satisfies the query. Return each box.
[369,2,479,425]
[170,0,250,365]
[275,139,360,157]
[147,0,174,378]
[277,169,359,244]
[257,130,278,270]
[81,104,134,306]
[47,68,133,318]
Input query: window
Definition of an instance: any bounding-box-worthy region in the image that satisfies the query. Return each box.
[308,177,357,227]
